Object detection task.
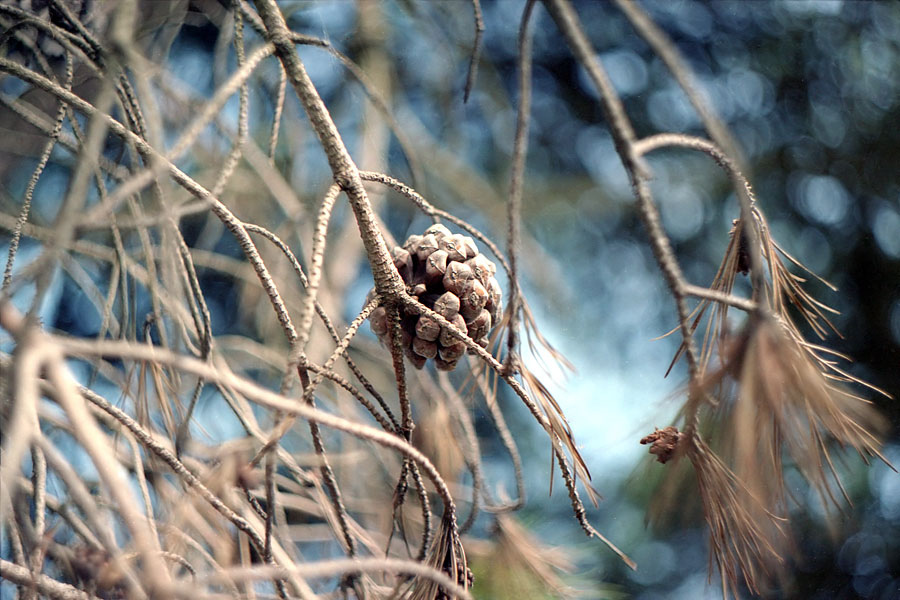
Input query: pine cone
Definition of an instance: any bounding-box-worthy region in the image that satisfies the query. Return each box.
[369,224,502,371]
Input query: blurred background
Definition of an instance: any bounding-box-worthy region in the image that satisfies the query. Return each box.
[2,1,898,599]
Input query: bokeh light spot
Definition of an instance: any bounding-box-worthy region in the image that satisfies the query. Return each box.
[602,49,649,97]
[792,173,852,227]
[871,202,900,259]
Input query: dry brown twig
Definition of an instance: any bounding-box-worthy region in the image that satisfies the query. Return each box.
[1,2,889,599]
[1,2,625,597]
[541,0,892,596]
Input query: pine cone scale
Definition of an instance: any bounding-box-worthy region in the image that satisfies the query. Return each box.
[368,224,502,370]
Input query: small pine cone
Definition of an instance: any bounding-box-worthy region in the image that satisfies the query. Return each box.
[485,277,502,323]
[425,223,452,239]
[459,235,478,259]
[403,234,422,252]
[398,326,413,348]
[368,224,503,370]
[439,234,466,262]
[405,348,427,370]
[467,254,495,286]
[434,357,458,371]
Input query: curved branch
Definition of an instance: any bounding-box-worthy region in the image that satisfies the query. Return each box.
[463,0,485,103]
[506,0,538,369]
[542,0,699,380]
[613,0,745,171]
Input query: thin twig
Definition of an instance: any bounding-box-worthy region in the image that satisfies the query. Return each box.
[209,3,249,199]
[0,559,95,600]
[77,42,275,224]
[201,558,473,600]
[1,314,462,530]
[683,284,757,313]
[2,52,70,292]
[505,0,538,371]
[613,0,746,171]
[358,170,512,276]
[244,221,400,431]
[253,0,404,301]
[269,64,287,161]
[542,0,700,380]
[27,445,47,578]
[463,0,485,103]
[71,383,312,597]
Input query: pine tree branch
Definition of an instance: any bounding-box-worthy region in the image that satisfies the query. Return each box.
[252,0,405,303]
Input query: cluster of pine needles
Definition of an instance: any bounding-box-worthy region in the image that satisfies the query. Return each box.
[648,204,893,597]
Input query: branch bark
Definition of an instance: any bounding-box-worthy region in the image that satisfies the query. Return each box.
[252,0,405,303]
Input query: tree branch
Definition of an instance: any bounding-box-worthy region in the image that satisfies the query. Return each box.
[252,0,404,302]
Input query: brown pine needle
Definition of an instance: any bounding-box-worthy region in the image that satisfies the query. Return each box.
[687,436,788,597]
